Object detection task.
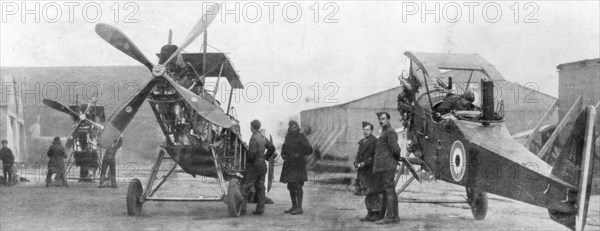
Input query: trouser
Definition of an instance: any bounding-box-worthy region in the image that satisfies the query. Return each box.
[355,170,368,195]
[3,163,14,184]
[365,193,383,212]
[379,169,399,220]
[46,164,69,186]
[241,162,267,212]
[287,182,304,209]
[100,152,117,186]
[79,166,88,181]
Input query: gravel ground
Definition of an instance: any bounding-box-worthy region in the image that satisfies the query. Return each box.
[1,165,599,230]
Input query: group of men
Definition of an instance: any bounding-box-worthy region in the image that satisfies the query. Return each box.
[241,119,313,216]
[352,90,477,224]
[43,136,121,188]
[354,112,402,224]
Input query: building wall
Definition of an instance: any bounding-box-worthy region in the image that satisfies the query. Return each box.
[0,75,26,163]
[494,81,558,134]
[301,106,348,160]
[301,80,558,173]
[557,59,600,122]
[301,87,405,173]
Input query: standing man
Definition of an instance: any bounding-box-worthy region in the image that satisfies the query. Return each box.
[280,120,313,215]
[373,112,401,224]
[354,122,382,222]
[241,119,276,215]
[46,137,69,188]
[0,140,15,186]
[99,136,122,188]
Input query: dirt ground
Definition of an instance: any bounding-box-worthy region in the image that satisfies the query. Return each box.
[1,166,599,231]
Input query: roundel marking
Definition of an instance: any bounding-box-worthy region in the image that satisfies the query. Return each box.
[449,140,466,182]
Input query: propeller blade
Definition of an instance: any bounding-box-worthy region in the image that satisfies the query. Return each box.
[43,99,79,118]
[99,78,159,147]
[161,3,220,66]
[163,75,236,128]
[95,23,154,71]
[86,119,105,130]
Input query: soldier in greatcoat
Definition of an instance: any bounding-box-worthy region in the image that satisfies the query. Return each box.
[280,120,313,215]
[46,137,69,188]
[354,122,383,221]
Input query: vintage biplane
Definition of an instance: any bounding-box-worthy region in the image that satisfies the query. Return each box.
[395,52,597,231]
[43,97,106,182]
[94,4,268,217]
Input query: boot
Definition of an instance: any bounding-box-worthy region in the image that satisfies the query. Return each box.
[110,175,118,188]
[284,190,297,213]
[369,210,382,221]
[392,193,400,222]
[290,189,303,215]
[240,197,247,216]
[252,210,264,215]
[98,177,106,188]
[359,211,374,222]
[265,196,275,204]
[375,192,399,225]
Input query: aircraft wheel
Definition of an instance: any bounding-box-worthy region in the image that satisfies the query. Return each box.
[227,178,244,217]
[466,187,488,220]
[126,178,144,216]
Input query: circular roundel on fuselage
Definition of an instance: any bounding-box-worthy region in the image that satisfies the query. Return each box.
[449,140,467,182]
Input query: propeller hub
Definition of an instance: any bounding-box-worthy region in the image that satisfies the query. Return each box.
[152,65,166,77]
[79,114,86,121]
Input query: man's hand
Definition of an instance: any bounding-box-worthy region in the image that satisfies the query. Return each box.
[354,161,365,169]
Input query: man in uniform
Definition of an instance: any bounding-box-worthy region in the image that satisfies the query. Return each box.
[0,140,15,186]
[373,112,401,224]
[46,137,69,188]
[436,90,476,115]
[354,122,382,222]
[99,136,122,188]
[241,119,276,215]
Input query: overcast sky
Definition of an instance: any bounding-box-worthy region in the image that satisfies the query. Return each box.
[1,1,599,139]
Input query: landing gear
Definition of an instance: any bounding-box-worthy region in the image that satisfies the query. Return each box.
[127,178,144,216]
[466,187,488,220]
[227,178,243,217]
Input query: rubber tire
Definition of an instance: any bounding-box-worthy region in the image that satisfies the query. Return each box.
[126,178,143,216]
[227,178,244,217]
[466,187,488,220]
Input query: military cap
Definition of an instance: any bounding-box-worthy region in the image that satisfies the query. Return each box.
[362,121,373,129]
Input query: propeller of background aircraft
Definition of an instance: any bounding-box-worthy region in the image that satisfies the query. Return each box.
[43,98,104,149]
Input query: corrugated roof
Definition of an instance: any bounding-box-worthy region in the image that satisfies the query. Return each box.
[301,86,401,113]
